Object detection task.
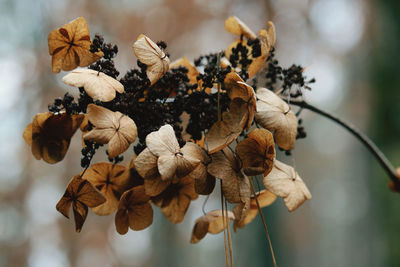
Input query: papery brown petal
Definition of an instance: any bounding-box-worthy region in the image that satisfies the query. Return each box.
[190,217,210,244]
[115,209,129,235]
[144,177,171,197]
[224,16,256,39]
[134,148,159,179]
[23,123,33,146]
[128,203,153,230]
[161,193,191,224]
[56,194,72,219]
[73,201,88,233]
[146,124,179,157]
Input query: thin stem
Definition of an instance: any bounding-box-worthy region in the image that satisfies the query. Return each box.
[221,181,229,267]
[249,178,278,267]
[225,199,234,267]
[289,99,399,184]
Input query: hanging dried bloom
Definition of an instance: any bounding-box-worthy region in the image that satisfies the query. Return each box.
[224,16,257,39]
[133,34,170,85]
[152,176,198,224]
[206,98,249,154]
[255,88,298,150]
[23,112,84,164]
[190,210,235,244]
[263,160,311,212]
[207,148,250,205]
[186,144,216,195]
[236,128,275,176]
[62,69,124,102]
[115,186,153,234]
[234,190,276,230]
[146,124,201,181]
[83,104,137,158]
[224,72,257,130]
[83,162,130,215]
[56,175,106,232]
[48,17,103,73]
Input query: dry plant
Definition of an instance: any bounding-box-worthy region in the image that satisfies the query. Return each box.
[22,16,400,266]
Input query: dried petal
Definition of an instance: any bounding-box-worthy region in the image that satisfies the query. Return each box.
[62,69,124,102]
[255,88,298,150]
[224,16,256,39]
[133,35,170,85]
[263,160,311,212]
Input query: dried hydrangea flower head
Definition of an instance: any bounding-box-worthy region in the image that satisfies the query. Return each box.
[83,104,137,158]
[48,17,103,73]
[152,176,198,224]
[133,34,170,85]
[83,162,130,215]
[263,160,311,212]
[62,69,124,102]
[190,210,235,243]
[115,186,153,234]
[56,175,106,232]
[236,128,276,176]
[23,112,84,164]
[145,124,201,181]
[234,190,276,230]
[255,88,298,150]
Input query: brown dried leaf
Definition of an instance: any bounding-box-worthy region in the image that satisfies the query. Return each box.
[48,17,103,73]
[234,189,276,230]
[83,162,129,215]
[206,98,249,154]
[255,88,298,150]
[84,104,137,158]
[23,112,84,164]
[133,35,170,85]
[56,175,106,232]
[236,128,275,176]
[190,210,235,243]
[62,69,124,102]
[263,160,311,212]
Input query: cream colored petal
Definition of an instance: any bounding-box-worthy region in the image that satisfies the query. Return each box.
[108,131,131,158]
[157,155,177,181]
[134,148,159,179]
[263,160,311,212]
[86,104,116,128]
[146,124,180,156]
[224,16,256,39]
[118,115,138,143]
[83,128,115,144]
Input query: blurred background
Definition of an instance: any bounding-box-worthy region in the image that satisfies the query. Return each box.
[1,0,400,266]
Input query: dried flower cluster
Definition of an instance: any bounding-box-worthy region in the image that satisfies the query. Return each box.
[23,16,315,243]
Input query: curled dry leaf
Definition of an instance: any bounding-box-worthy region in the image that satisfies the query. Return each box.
[56,175,106,232]
[234,189,276,230]
[146,124,201,181]
[224,16,256,39]
[115,186,153,234]
[48,16,103,73]
[255,88,298,150]
[84,104,137,158]
[186,144,216,195]
[23,112,84,164]
[236,128,275,176]
[133,34,170,85]
[224,72,257,129]
[152,176,198,224]
[83,162,130,215]
[62,69,124,102]
[259,21,276,48]
[190,210,235,244]
[206,98,249,154]
[207,148,250,204]
[263,160,311,212]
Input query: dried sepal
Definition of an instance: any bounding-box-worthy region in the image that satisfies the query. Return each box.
[152,176,198,224]
[224,72,257,129]
[62,69,124,102]
[146,124,201,180]
[190,210,235,243]
[56,175,106,232]
[115,186,153,234]
[133,34,170,85]
[207,148,250,204]
[255,88,298,150]
[206,98,249,154]
[23,112,84,164]
[263,160,311,212]
[224,16,256,39]
[234,190,276,230]
[83,162,130,215]
[48,17,103,73]
[236,128,275,176]
[84,104,137,158]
